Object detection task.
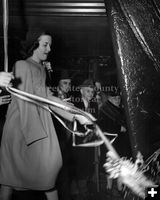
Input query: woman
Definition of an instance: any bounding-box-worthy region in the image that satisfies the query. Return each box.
[0,29,85,200]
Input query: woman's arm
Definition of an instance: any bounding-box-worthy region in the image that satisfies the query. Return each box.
[47,93,95,125]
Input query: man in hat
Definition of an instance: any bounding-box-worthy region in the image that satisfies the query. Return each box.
[71,79,98,200]
[53,69,72,200]
[98,88,132,167]
[97,88,132,199]
[56,70,71,100]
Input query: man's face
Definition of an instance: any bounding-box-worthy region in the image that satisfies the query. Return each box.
[96,94,102,107]
[81,87,94,102]
[108,95,121,107]
[59,79,71,93]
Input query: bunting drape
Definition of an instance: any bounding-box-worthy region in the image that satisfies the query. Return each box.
[105,0,160,158]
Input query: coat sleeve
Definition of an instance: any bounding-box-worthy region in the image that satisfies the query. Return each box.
[47,93,75,122]
[47,93,95,125]
[14,60,48,145]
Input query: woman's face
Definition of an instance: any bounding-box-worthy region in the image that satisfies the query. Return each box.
[33,35,52,62]
[81,87,94,102]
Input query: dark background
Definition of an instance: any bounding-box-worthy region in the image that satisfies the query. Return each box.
[0,0,118,87]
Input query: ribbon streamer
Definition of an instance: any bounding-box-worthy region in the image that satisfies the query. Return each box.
[7,86,96,122]
[7,86,119,152]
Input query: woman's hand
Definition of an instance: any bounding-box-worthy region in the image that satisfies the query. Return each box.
[0,95,11,106]
[0,72,14,87]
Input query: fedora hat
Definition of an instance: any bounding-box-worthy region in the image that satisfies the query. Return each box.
[107,86,121,96]
[80,79,95,88]
[60,69,71,80]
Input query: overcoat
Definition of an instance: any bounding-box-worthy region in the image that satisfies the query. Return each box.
[72,98,98,179]
[0,58,62,190]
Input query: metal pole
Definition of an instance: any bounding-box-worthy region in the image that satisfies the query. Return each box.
[2,0,9,72]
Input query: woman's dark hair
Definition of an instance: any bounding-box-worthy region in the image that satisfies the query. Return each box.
[26,39,40,58]
[20,30,52,59]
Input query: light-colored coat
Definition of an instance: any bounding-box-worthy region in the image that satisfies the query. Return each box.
[0,58,62,190]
